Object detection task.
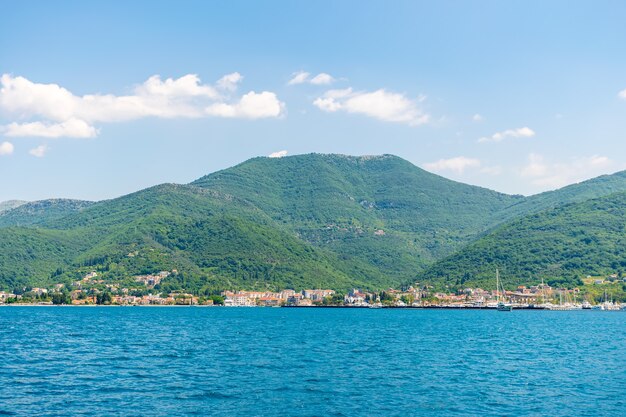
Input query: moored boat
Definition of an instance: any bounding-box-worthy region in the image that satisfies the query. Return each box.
[497,301,512,311]
[495,269,513,311]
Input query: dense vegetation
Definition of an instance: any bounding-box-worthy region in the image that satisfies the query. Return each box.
[1,153,625,293]
[193,154,522,273]
[0,183,401,292]
[0,228,85,290]
[0,199,94,227]
[422,192,626,289]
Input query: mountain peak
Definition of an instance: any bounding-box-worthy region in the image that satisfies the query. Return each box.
[249,152,404,166]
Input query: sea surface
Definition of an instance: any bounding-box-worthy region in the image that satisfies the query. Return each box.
[0,307,624,416]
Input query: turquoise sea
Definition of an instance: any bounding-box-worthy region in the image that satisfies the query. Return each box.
[0,307,624,416]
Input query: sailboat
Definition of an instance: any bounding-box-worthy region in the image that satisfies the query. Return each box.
[546,290,580,310]
[599,290,621,311]
[496,269,513,311]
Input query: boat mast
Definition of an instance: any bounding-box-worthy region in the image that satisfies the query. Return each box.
[496,268,500,302]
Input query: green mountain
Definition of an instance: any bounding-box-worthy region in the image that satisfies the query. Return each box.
[192,154,522,271]
[1,153,626,293]
[421,192,626,289]
[0,228,85,291]
[496,170,626,222]
[0,200,27,214]
[0,154,520,292]
[0,184,374,292]
[0,199,94,227]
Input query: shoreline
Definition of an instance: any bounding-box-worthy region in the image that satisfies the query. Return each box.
[1,304,620,311]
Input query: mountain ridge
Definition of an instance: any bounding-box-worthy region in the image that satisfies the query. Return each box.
[421,191,626,289]
[0,200,28,214]
[1,153,626,293]
[0,199,94,227]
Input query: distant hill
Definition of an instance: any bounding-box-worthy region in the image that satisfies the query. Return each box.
[421,192,626,289]
[0,199,94,227]
[1,153,626,293]
[0,184,392,292]
[0,200,27,214]
[0,154,521,291]
[496,170,626,222]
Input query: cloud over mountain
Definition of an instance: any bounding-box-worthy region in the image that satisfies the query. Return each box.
[520,153,615,189]
[313,88,429,126]
[268,150,288,158]
[424,156,481,174]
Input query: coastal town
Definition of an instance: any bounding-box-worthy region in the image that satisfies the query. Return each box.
[1,269,625,310]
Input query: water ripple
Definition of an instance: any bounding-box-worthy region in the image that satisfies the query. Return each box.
[0,308,624,416]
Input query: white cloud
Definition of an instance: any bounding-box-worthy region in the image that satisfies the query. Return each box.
[588,155,611,167]
[424,156,481,174]
[29,144,48,158]
[205,91,284,119]
[310,73,335,85]
[268,150,288,158]
[619,88,626,100]
[0,141,14,155]
[288,71,311,85]
[478,127,535,143]
[3,119,97,138]
[0,73,284,138]
[313,88,430,126]
[520,153,549,178]
[216,72,243,92]
[472,113,483,122]
[520,153,616,189]
[288,71,336,86]
[137,74,219,99]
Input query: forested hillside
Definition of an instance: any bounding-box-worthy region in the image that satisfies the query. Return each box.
[422,192,626,289]
[1,153,625,293]
[0,184,385,292]
[0,199,94,227]
[193,154,522,273]
[495,170,626,222]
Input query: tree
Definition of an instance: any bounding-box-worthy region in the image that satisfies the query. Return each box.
[208,295,224,305]
[96,292,112,305]
[329,293,345,305]
[52,292,71,305]
[400,295,414,305]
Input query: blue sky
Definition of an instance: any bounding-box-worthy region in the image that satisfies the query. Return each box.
[1,0,626,201]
